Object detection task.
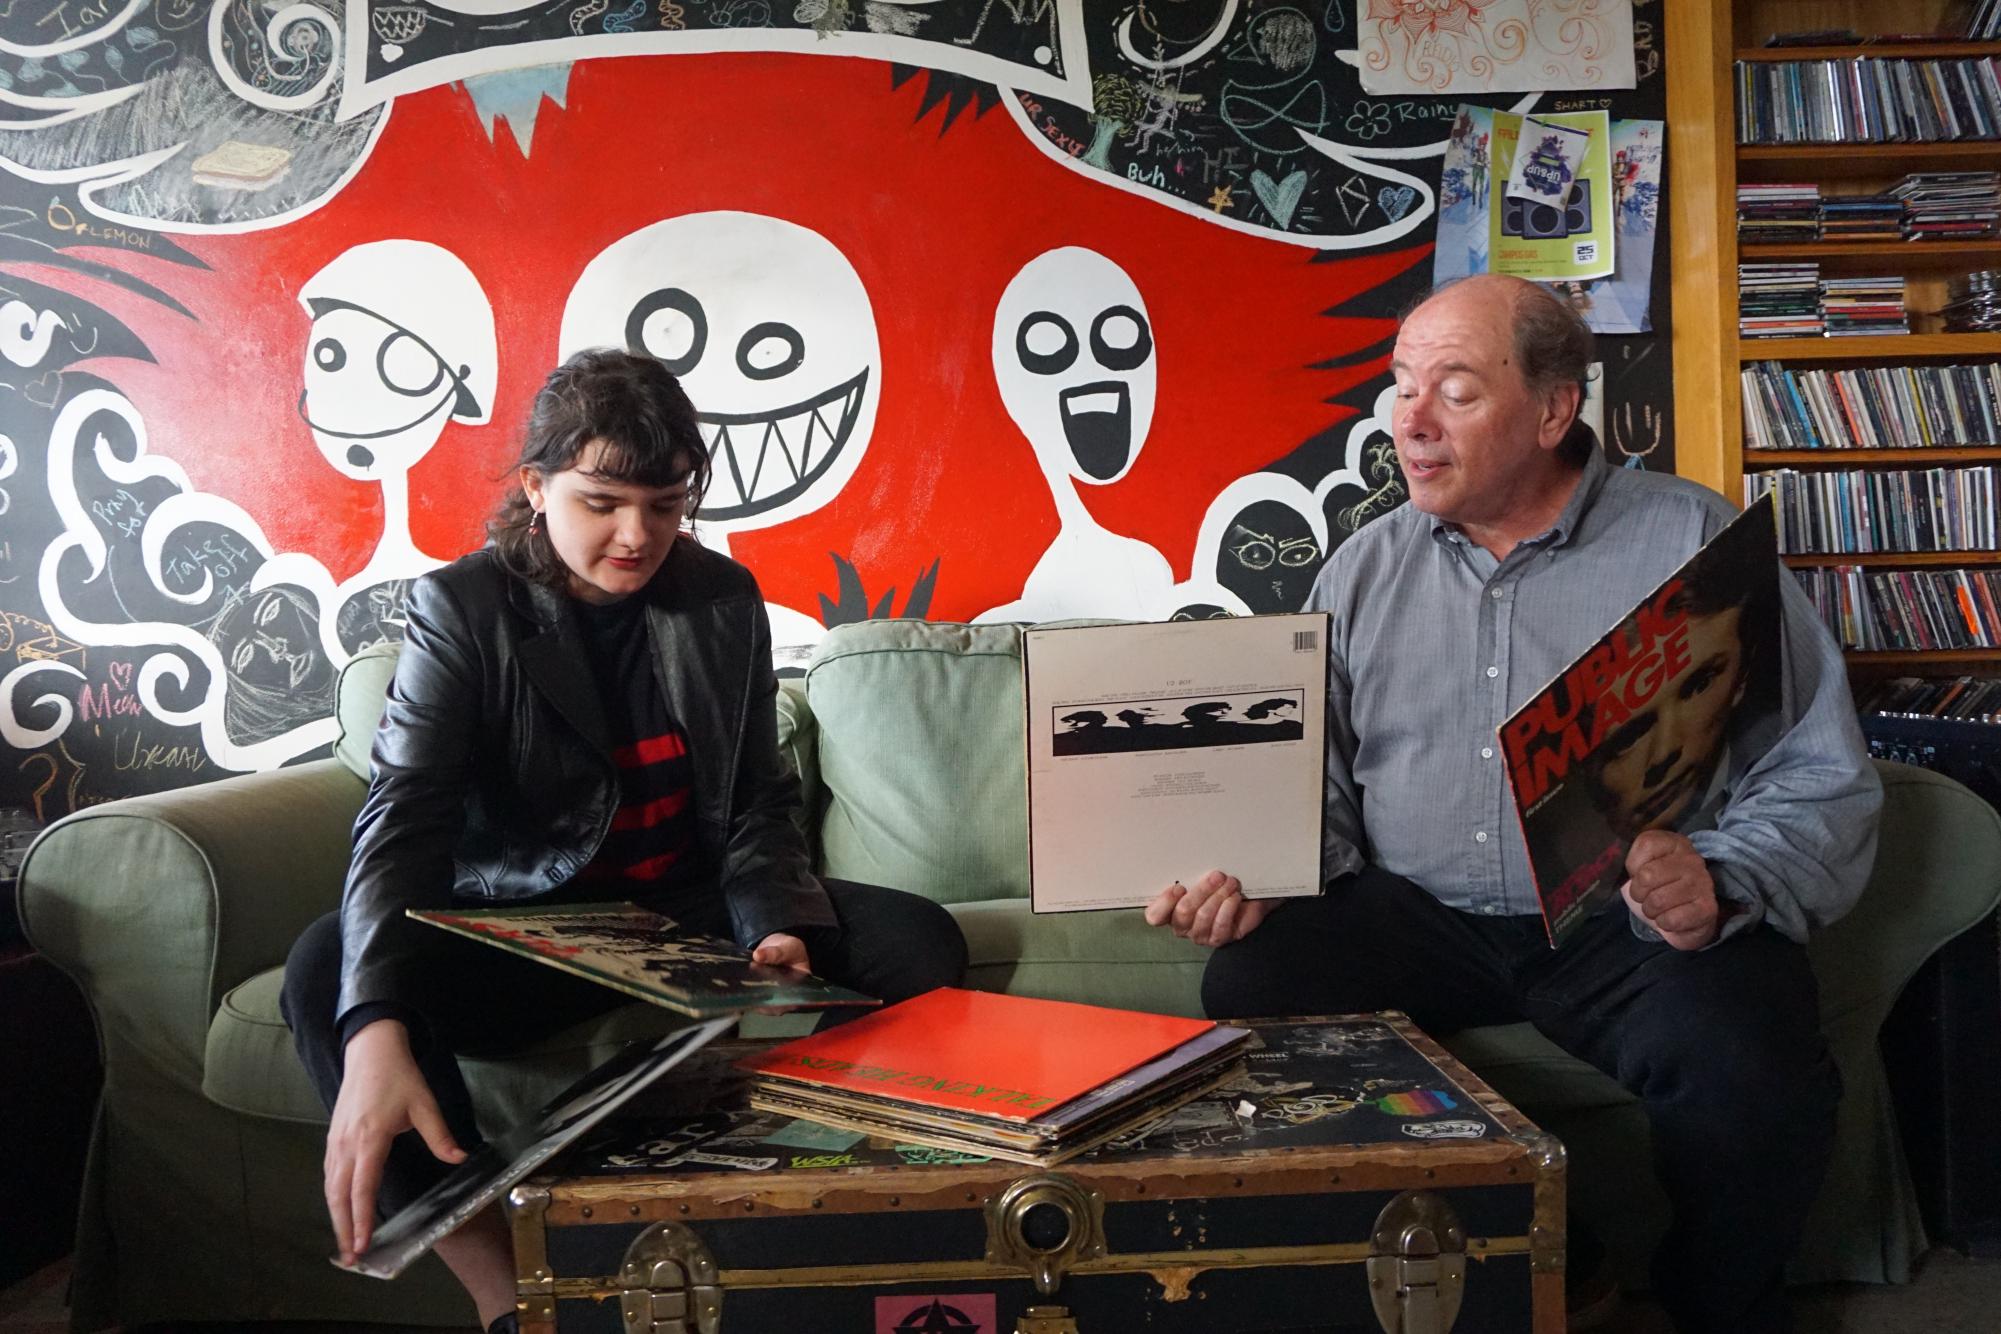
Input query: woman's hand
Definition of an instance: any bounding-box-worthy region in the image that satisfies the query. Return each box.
[324,1018,466,1264]
[751,932,812,973]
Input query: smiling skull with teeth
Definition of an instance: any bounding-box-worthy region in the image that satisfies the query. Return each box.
[975,246,1175,623]
[558,211,881,540]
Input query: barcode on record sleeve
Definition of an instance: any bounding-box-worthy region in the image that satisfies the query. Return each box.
[1293,629,1319,653]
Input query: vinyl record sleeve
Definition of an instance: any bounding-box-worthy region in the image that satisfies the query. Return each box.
[409,902,880,1017]
[341,1017,735,1278]
[1499,499,1784,946]
[1022,613,1329,913]
[735,987,1213,1123]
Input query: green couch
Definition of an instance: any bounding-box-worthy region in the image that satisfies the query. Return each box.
[19,617,2001,1329]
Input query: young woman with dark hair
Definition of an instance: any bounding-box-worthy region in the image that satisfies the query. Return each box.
[281,349,967,1332]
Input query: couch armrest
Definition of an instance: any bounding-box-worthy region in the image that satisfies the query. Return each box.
[18,759,365,1087]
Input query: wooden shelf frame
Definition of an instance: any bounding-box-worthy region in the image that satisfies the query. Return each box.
[1734,42,2001,61]
[1736,142,2001,180]
[1748,447,2001,463]
[1781,550,2001,567]
[1845,648,2001,666]
[1737,240,2001,270]
[1737,333,2001,360]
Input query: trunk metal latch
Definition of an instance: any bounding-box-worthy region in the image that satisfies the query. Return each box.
[1366,1190,1467,1334]
[617,1221,722,1334]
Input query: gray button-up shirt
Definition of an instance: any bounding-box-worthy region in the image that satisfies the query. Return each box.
[1303,447,1881,943]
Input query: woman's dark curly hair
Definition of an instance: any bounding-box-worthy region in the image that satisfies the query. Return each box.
[490,349,712,587]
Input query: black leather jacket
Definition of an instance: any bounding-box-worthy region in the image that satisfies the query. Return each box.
[336,541,834,1019]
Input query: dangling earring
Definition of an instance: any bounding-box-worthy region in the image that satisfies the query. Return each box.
[528,509,544,535]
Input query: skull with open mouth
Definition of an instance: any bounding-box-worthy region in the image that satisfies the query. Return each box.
[994,246,1156,487]
[558,211,880,535]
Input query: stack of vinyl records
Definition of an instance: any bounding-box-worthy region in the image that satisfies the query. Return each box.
[1819,192,1905,242]
[1942,270,2001,332]
[1738,183,1822,242]
[735,988,1252,1166]
[1891,172,2001,240]
[1740,261,1824,337]
[1820,275,1909,335]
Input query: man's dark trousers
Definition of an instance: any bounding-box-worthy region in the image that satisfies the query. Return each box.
[1201,865,1839,1334]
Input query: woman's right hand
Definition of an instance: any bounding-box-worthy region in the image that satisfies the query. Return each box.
[325,1018,466,1264]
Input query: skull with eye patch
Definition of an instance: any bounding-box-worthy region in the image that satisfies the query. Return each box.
[295,240,496,482]
[559,211,881,534]
[993,247,1156,486]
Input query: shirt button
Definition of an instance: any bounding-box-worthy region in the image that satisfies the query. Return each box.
[1485,666,1499,678]
[1481,746,1495,759]
[1475,831,1489,843]
[1490,587,1504,599]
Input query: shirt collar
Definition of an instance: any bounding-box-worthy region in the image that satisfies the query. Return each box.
[1428,425,1609,553]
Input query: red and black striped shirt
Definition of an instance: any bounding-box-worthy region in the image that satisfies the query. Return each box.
[571,596,699,901]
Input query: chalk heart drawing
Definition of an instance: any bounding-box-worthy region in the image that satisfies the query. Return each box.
[109,661,134,692]
[1377,185,1417,222]
[1250,169,1309,228]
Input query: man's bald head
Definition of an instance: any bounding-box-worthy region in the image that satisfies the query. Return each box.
[1402,275,1595,463]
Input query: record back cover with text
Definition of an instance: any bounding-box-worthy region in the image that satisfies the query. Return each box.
[1023,613,1329,913]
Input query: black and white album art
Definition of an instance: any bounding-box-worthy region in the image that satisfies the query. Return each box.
[1052,689,1305,757]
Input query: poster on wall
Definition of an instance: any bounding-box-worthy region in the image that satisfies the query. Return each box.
[1435,106,1664,333]
[1357,0,1637,95]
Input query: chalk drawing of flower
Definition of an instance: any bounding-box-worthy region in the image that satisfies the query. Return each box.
[1344,100,1394,140]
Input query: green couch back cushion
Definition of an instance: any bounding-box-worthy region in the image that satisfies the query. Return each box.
[805,620,1029,904]
[334,642,400,779]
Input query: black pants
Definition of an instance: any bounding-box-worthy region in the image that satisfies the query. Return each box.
[1202,866,1839,1334]
[281,879,967,1214]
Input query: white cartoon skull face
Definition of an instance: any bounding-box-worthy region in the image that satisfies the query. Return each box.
[1400,1119,1487,1140]
[993,247,1156,486]
[297,240,496,482]
[559,212,880,533]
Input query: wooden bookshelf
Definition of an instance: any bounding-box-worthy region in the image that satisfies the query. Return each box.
[1782,551,2001,567]
[1672,0,2001,677]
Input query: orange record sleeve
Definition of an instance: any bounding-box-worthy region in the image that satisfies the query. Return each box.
[734,987,1213,1123]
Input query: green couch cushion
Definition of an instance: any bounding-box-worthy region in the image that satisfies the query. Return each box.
[805,620,1030,904]
[335,642,400,780]
[205,966,700,1128]
[948,899,1212,1017]
[204,968,329,1123]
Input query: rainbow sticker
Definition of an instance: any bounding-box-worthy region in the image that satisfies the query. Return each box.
[1377,1090,1458,1117]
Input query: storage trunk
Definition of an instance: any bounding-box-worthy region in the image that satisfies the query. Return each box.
[508,1014,1565,1334]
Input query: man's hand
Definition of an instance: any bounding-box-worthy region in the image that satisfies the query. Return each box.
[1143,869,1276,948]
[752,932,812,973]
[1620,830,1721,951]
[324,1018,464,1265]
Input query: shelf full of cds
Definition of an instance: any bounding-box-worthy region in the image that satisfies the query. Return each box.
[1795,563,2001,650]
[1745,466,2000,554]
[1741,358,2001,450]
[1735,55,2001,144]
